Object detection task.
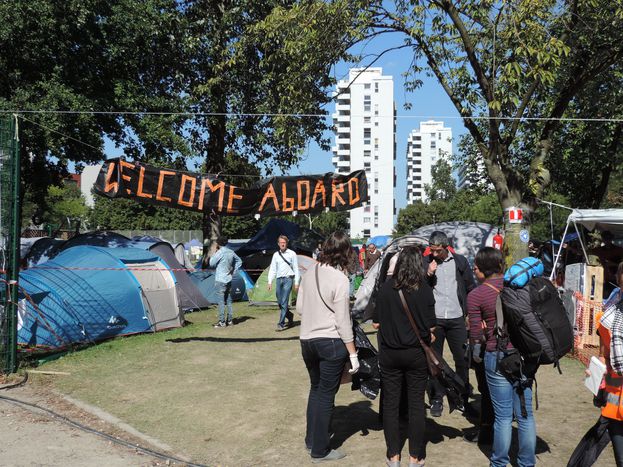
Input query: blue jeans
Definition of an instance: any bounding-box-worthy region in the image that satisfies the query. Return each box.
[301,338,348,458]
[276,276,294,327]
[214,280,233,323]
[485,351,536,467]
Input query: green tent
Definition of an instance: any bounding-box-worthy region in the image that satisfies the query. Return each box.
[248,254,317,305]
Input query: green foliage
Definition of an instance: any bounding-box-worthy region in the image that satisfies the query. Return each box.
[424,157,456,202]
[283,211,348,237]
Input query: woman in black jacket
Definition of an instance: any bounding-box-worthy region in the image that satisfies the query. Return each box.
[373,246,436,467]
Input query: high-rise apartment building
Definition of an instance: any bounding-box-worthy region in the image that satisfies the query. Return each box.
[406,120,452,203]
[331,68,396,238]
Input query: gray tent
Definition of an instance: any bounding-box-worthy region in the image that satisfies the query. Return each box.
[411,221,498,263]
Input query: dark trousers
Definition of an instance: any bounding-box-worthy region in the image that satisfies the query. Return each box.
[430,317,469,402]
[474,361,494,442]
[380,346,428,460]
[609,419,623,467]
[301,338,348,458]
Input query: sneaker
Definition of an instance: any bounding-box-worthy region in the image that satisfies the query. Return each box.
[226,320,234,326]
[276,325,286,332]
[430,399,443,418]
[311,449,346,463]
[214,322,226,328]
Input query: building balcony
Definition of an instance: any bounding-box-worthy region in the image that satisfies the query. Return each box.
[336,103,350,112]
[336,136,350,145]
[336,125,350,134]
[335,148,350,157]
[337,160,350,169]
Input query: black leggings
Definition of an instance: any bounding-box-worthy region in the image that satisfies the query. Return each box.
[380,346,428,460]
[610,419,623,467]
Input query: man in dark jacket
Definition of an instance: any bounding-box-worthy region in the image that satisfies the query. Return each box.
[426,231,476,417]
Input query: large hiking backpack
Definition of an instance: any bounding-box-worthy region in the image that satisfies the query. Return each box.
[499,276,574,369]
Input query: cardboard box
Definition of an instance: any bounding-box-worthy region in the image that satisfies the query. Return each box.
[564,263,604,301]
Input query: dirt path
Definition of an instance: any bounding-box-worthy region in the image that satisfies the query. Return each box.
[0,384,181,467]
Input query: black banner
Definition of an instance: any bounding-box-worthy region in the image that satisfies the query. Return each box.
[93,158,368,217]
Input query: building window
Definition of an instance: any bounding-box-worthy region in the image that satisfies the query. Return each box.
[375,121,378,127]
[364,162,370,169]
[431,141,436,149]
[415,135,421,141]
[364,116,371,123]
[364,229,370,236]
[364,150,371,158]
[364,206,371,213]
[364,128,371,138]
[414,159,421,165]
[364,83,371,89]
[375,82,379,93]
[364,217,371,223]
[438,132,442,140]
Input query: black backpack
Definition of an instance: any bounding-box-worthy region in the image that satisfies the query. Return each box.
[498,276,574,371]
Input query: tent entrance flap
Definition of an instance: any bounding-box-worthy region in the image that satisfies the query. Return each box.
[129,262,183,331]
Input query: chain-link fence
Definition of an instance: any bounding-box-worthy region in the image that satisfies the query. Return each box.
[0,116,19,374]
[114,230,203,245]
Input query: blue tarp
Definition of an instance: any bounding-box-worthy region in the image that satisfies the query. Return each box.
[18,246,159,349]
[368,235,392,249]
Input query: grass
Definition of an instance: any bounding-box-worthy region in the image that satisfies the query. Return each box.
[29,302,615,466]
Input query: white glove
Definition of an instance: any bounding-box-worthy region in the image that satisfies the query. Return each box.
[348,353,360,374]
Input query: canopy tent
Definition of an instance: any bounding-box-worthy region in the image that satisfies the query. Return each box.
[247,254,317,305]
[411,221,498,263]
[551,208,623,279]
[18,246,183,350]
[367,235,392,249]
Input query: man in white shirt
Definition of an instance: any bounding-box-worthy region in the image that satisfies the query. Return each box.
[268,235,300,331]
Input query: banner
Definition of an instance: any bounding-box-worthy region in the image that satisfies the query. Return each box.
[93,158,368,217]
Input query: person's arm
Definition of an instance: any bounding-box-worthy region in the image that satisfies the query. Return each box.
[333,275,354,344]
[267,254,276,290]
[292,251,300,288]
[295,277,305,316]
[208,248,223,268]
[233,253,242,274]
[467,288,484,344]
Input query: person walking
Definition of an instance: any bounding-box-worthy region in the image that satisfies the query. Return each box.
[373,246,436,467]
[297,231,359,463]
[267,235,299,331]
[464,247,502,446]
[426,230,476,417]
[209,236,242,328]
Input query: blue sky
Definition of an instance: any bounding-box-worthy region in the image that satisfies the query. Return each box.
[289,30,466,211]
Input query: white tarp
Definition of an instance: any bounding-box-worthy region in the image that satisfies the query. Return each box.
[566,209,623,235]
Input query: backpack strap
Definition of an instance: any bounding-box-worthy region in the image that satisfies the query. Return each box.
[315,264,335,314]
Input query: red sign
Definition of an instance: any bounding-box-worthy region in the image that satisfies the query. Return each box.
[507,207,523,224]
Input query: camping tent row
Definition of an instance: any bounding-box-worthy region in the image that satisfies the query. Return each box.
[22,231,253,312]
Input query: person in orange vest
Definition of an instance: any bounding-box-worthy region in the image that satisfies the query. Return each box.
[591,262,623,465]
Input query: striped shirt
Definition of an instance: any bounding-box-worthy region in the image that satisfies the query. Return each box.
[467,276,509,352]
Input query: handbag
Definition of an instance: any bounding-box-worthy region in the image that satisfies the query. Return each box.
[398,289,443,378]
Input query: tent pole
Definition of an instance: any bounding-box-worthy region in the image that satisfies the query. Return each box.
[575,221,590,264]
[550,220,571,281]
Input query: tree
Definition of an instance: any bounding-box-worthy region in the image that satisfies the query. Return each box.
[360,0,623,262]
[180,1,360,254]
[424,156,456,202]
[0,1,189,218]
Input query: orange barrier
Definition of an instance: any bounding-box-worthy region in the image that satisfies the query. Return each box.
[571,292,602,365]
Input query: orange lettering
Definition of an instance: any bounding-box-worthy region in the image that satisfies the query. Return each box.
[156,170,176,202]
[259,183,279,212]
[281,182,295,212]
[104,162,118,193]
[297,180,310,211]
[227,185,243,213]
[177,174,196,207]
[347,177,360,204]
[198,178,225,211]
[120,160,134,195]
[311,180,326,208]
[331,180,346,207]
[136,166,152,199]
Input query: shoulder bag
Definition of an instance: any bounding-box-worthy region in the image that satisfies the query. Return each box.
[398,289,443,378]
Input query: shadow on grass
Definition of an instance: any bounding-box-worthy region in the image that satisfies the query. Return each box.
[167,335,300,343]
[477,428,550,464]
[331,400,382,449]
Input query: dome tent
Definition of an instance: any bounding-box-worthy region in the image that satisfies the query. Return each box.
[18,246,182,350]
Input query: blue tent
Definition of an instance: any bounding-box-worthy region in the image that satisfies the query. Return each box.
[368,235,392,249]
[18,246,182,350]
[189,270,249,304]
